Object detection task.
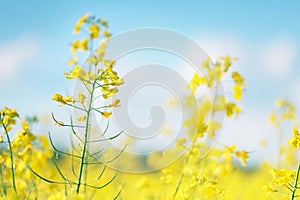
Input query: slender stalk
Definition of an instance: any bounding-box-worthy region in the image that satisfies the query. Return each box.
[76,79,97,193]
[3,125,17,195]
[173,82,220,197]
[290,164,300,200]
[0,165,7,195]
[173,142,196,197]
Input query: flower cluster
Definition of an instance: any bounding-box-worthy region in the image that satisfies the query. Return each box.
[265,99,300,199]
[46,13,124,197]
[150,57,249,199]
[0,108,52,199]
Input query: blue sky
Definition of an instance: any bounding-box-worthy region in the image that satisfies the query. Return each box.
[0,1,299,163]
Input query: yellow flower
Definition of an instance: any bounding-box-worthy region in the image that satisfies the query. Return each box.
[77,92,86,104]
[71,39,89,53]
[101,112,112,118]
[65,96,75,103]
[269,113,278,126]
[103,29,111,38]
[0,107,19,129]
[100,19,108,27]
[226,103,238,117]
[67,56,78,66]
[64,65,85,79]
[232,71,245,86]
[207,120,221,138]
[102,87,119,99]
[52,94,66,104]
[109,99,121,107]
[288,129,300,148]
[202,57,211,68]
[220,56,236,72]
[233,84,243,101]
[234,150,249,166]
[189,73,206,92]
[74,13,90,33]
[263,184,278,194]
[89,23,100,38]
[87,55,100,66]
[17,144,32,158]
[275,98,285,107]
[77,116,86,121]
[21,120,30,132]
[0,135,3,142]
[80,39,89,50]
[112,78,124,86]
[271,168,295,186]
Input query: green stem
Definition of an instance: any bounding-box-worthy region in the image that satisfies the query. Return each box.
[173,142,196,197]
[76,79,97,193]
[0,165,7,196]
[290,164,300,200]
[3,125,17,195]
[173,82,220,197]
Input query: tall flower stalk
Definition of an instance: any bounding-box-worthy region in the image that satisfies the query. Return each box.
[28,13,125,197]
[0,108,19,195]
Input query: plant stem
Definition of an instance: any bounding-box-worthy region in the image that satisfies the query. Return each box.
[76,80,96,193]
[290,164,300,200]
[0,165,7,196]
[173,141,196,197]
[3,125,17,195]
[173,83,220,197]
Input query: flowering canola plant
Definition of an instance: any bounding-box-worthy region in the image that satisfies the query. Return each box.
[0,13,299,200]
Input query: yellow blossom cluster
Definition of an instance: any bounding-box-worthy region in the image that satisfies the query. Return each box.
[0,109,53,199]
[0,107,19,131]
[289,129,300,148]
[264,99,300,199]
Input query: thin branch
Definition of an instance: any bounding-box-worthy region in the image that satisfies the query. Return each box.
[27,164,74,185]
[89,148,105,157]
[96,165,107,181]
[83,173,118,189]
[28,163,115,190]
[107,145,127,163]
[52,113,85,128]
[65,103,87,112]
[92,105,109,110]
[81,79,92,95]
[86,165,107,184]
[284,184,293,192]
[114,182,126,200]
[71,150,78,178]
[87,131,123,143]
[48,132,81,159]
[52,160,69,182]
[100,121,110,137]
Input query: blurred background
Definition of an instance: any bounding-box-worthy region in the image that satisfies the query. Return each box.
[0,0,299,165]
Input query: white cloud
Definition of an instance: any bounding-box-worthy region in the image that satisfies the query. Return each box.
[195,34,246,62]
[219,106,279,164]
[259,36,297,77]
[0,35,39,82]
[288,80,300,110]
